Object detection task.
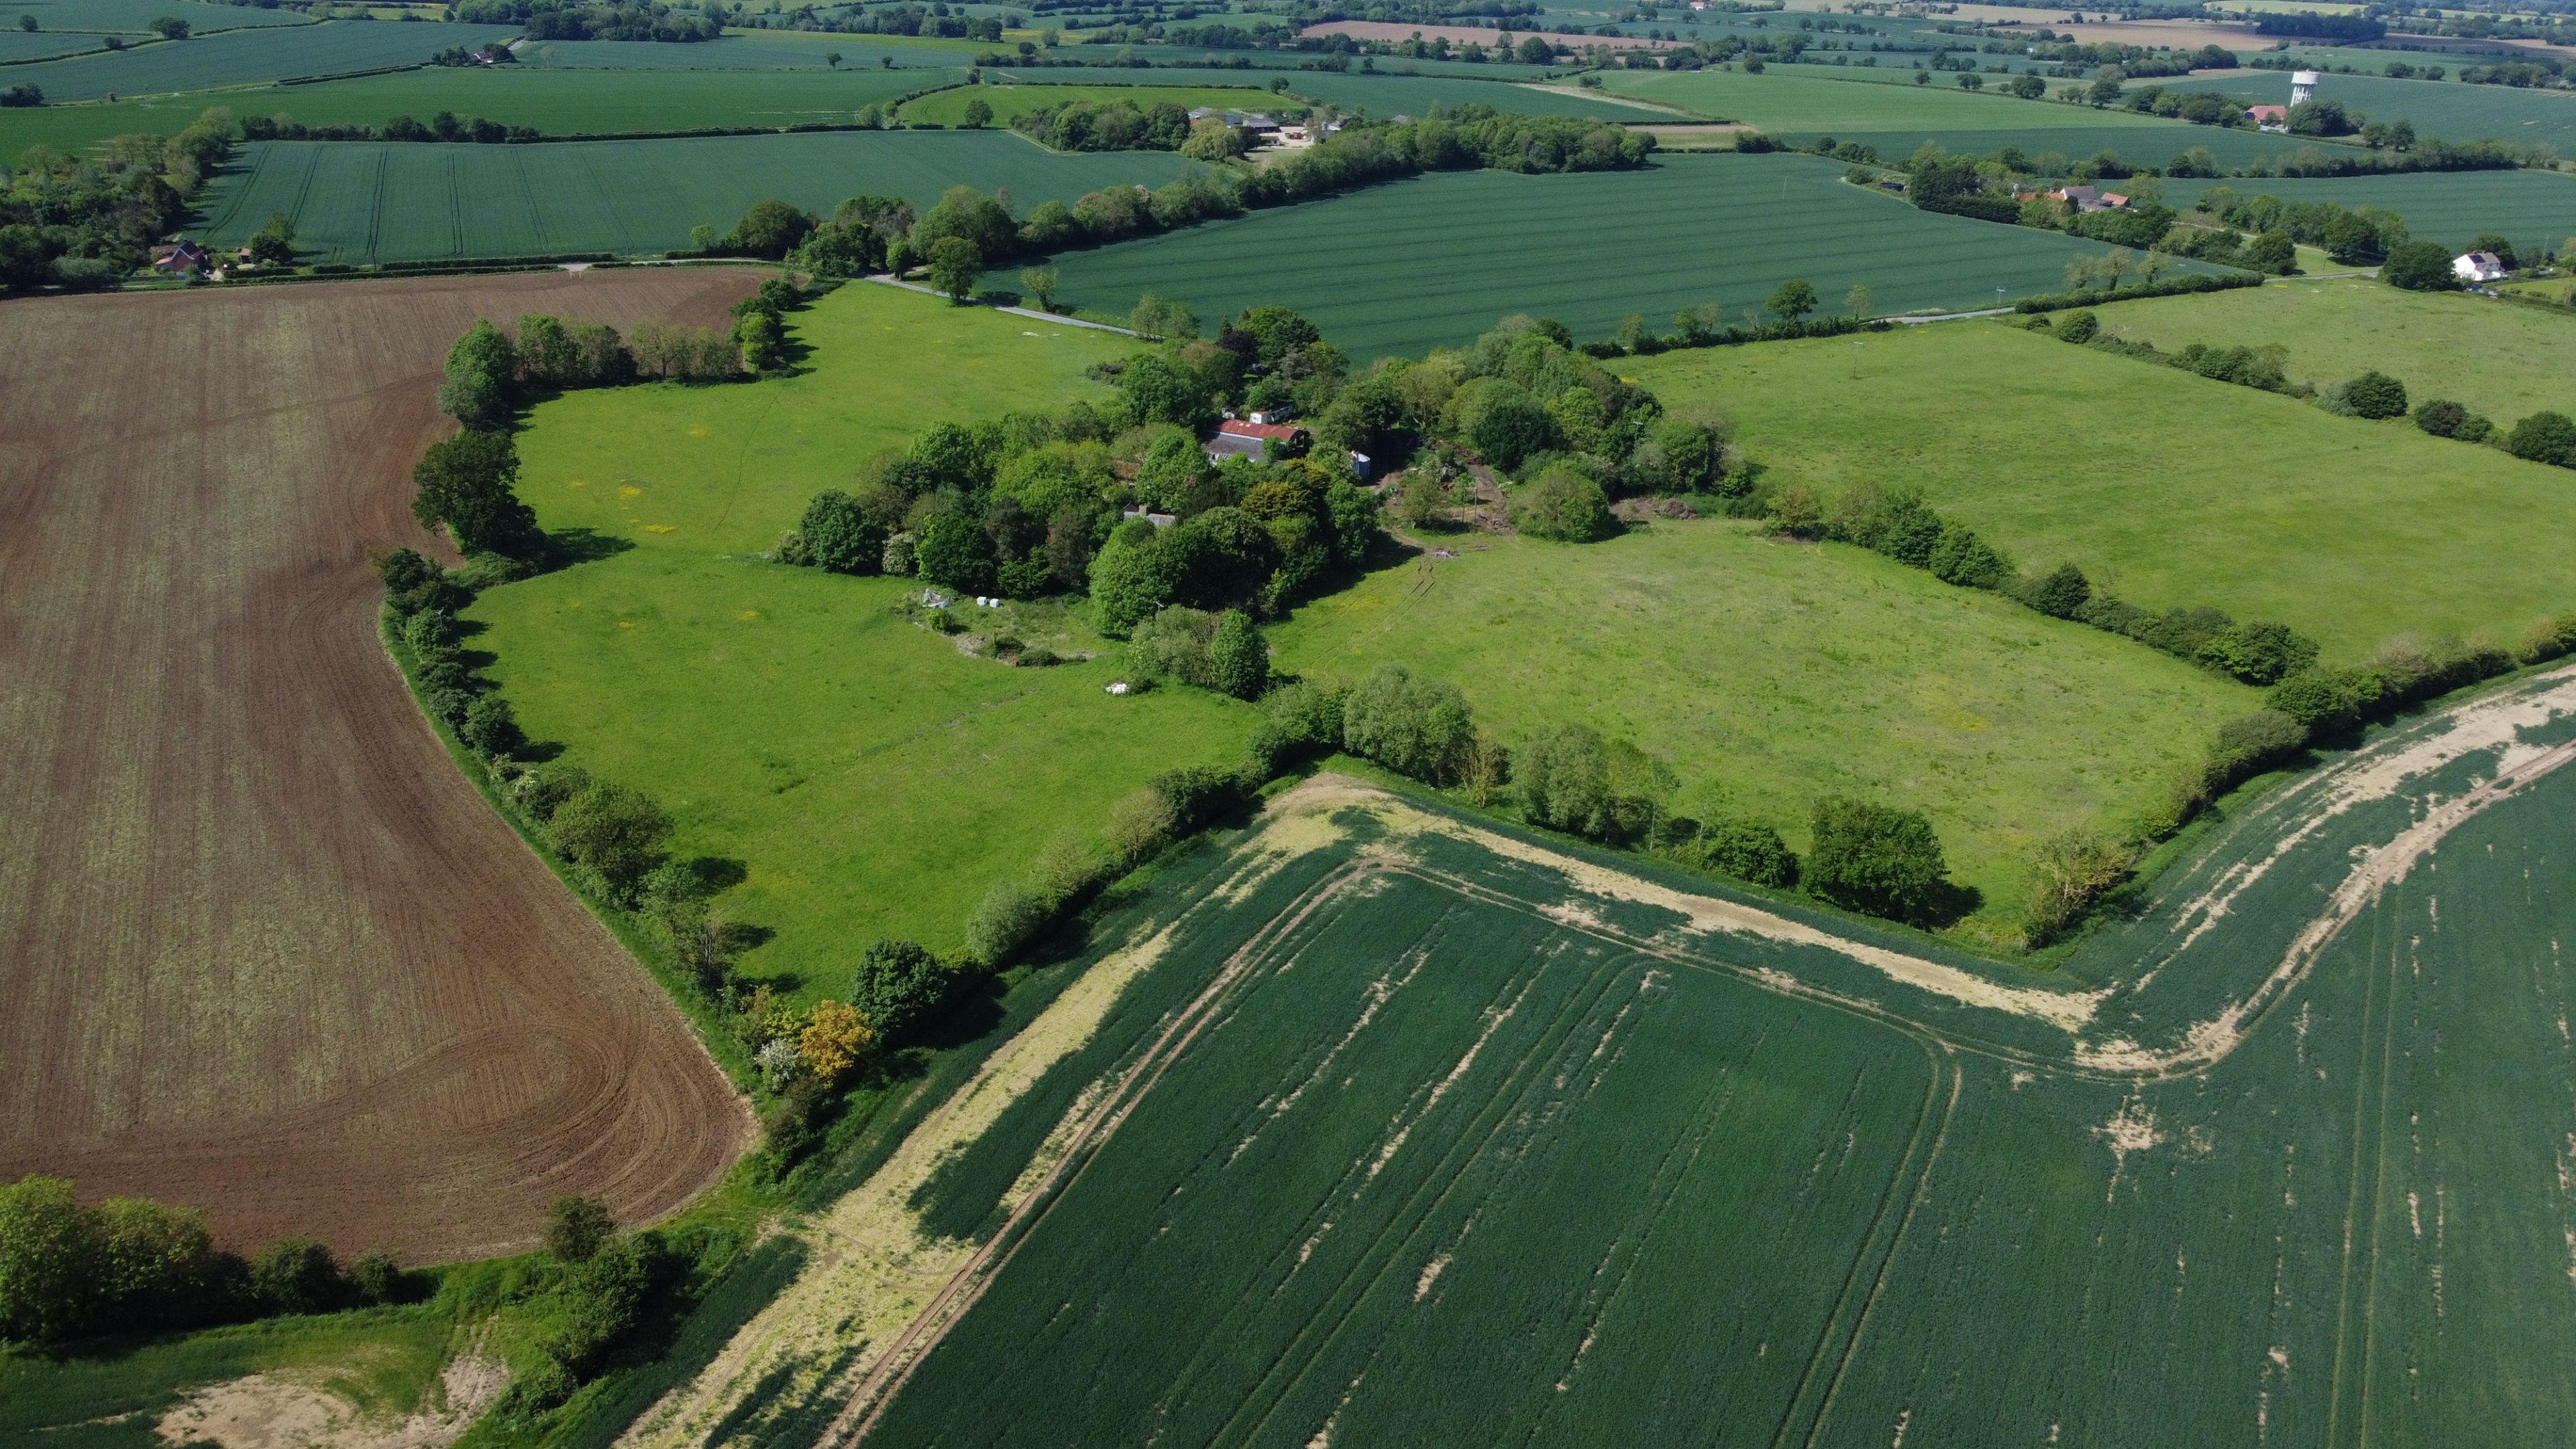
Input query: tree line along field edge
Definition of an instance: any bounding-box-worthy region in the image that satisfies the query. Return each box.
[0,19,525,103]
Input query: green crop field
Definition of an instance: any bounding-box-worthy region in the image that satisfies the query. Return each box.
[1027,154,2229,359]
[1597,66,2317,168]
[2166,68,2576,150]
[2088,276,2576,425]
[898,82,1273,125]
[0,19,521,102]
[192,133,1201,264]
[1599,66,2199,131]
[0,66,973,156]
[1630,319,2576,658]
[0,30,118,62]
[1269,523,2253,943]
[469,282,1254,1000]
[510,36,972,69]
[7,0,319,32]
[981,63,1667,119]
[2171,168,2576,258]
[846,670,2576,1444]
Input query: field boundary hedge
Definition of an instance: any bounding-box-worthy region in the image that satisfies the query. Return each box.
[2010,270,2262,313]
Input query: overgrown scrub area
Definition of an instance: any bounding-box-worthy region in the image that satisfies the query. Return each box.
[1632,319,2576,658]
[0,107,231,291]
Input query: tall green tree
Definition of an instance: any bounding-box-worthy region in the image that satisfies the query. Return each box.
[926,236,983,303]
[1766,278,1817,321]
[411,429,537,555]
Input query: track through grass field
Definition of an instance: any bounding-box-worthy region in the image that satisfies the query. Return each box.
[1269,523,2254,944]
[192,133,1202,264]
[794,665,2576,1445]
[1629,318,2576,658]
[1031,154,2227,357]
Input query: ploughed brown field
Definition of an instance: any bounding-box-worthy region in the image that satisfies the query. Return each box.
[0,268,763,1262]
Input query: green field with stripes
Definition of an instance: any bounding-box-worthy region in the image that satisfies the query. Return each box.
[1030,153,2233,357]
[193,133,1200,264]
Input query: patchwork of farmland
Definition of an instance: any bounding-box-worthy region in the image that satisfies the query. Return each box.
[833,667,2576,1444]
[1630,319,2576,658]
[7,0,319,33]
[898,82,1276,127]
[508,36,973,70]
[1030,154,2229,358]
[0,19,522,103]
[2173,168,2576,257]
[193,133,1203,264]
[2165,68,2576,151]
[981,63,1666,119]
[0,29,119,62]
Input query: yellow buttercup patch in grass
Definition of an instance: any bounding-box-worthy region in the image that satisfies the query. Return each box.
[688,425,710,438]
[735,610,761,621]
[644,524,677,534]
[566,478,588,488]
[619,485,643,499]
[618,620,634,629]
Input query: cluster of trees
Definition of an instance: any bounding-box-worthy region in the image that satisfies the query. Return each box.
[0,110,231,292]
[2253,11,2385,41]
[241,111,543,143]
[2199,187,2414,264]
[734,938,963,1165]
[777,307,1385,623]
[431,309,747,437]
[451,0,722,41]
[782,0,1012,40]
[1012,97,1198,152]
[0,1175,407,1346]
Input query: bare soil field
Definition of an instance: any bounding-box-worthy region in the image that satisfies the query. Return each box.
[0,268,763,1262]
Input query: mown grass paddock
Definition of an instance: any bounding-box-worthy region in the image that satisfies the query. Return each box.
[854,704,2576,1446]
[470,282,1253,1000]
[1269,523,2254,943]
[1631,317,2576,657]
[191,132,1203,265]
[1032,154,2226,358]
[2088,275,2576,425]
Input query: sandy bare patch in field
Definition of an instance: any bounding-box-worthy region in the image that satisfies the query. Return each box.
[0,270,763,1260]
[156,1354,504,1449]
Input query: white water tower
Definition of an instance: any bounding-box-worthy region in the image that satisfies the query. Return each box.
[2291,69,2320,105]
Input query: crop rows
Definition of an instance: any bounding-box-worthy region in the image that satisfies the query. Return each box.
[859,702,2576,1446]
[197,133,1200,264]
[1036,153,2223,358]
[1,18,522,103]
[2171,167,2576,256]
[871,861,1941,1447]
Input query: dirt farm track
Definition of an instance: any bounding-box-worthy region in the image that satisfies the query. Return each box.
[0,268,763,1261]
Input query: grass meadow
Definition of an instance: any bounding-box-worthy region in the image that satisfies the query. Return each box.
[470,282,1253,1000]
[1269,523,2253,943]
[0,18,522,103]
[2171,168,2576,258]
[2088,276,2576,425]
[0,1308,455,1448]
[192,133,1201,264]
[1032,154,2225,358]
[1629,318,2576,657]
[866,713,2576,1444]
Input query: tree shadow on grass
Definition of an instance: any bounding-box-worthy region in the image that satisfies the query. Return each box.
[539,527,634,572]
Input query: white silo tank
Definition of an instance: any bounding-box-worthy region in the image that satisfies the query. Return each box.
[2291,69,2320,105]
